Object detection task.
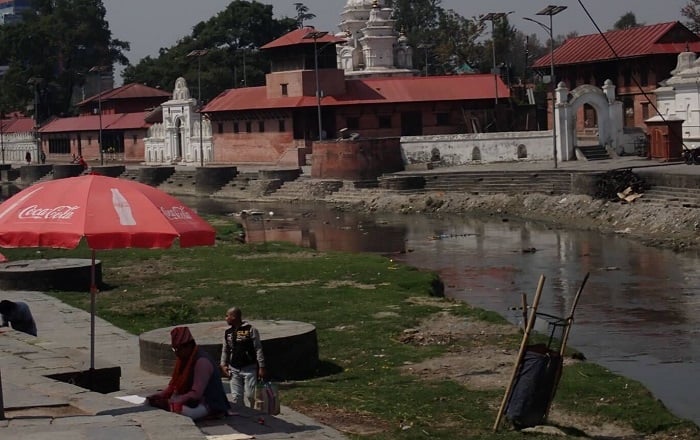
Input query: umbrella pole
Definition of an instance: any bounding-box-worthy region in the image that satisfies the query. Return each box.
[90,249,96,371]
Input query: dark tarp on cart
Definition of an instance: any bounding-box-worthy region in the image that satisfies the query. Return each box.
[504,344,563,429]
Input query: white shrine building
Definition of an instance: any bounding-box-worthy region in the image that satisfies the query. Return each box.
[143,77,213,165]
[336,0,417,78]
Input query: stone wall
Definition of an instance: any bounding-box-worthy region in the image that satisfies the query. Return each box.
[311,137,403,180]
[400,131,552,166]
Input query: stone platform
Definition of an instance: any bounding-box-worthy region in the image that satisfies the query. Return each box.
[0,258,100,291]
[140,320,319,380]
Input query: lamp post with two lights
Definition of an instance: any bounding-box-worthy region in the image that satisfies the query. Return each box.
[524,5,567,168]
[89,66,110,165]
[187,49,209,166]
[482,12,513,130]
[27,77,43,164]
[302,30,328,141]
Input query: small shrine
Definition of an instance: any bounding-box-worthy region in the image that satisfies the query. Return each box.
[654,50,700,143]
[336,0,417,78]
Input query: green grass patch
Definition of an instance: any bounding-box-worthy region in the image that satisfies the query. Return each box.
[7,226,696,439]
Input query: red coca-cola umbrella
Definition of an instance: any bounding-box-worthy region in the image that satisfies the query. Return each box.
[0,174,216,368]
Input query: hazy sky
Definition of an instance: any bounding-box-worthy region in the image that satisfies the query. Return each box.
[103,0,692,70]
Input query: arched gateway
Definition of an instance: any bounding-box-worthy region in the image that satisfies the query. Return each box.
[554,79,624,161]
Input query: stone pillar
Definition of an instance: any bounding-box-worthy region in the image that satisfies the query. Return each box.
[554,82,573,161]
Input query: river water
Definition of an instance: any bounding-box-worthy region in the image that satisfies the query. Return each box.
[170,197,700,425]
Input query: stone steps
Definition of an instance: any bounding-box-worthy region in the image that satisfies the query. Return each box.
[420,172,572,195]
[327,188,386,203]
[119,169,140,181]
[638,185,700,208]
[266,178,326,201]
[156,170,197,196]
[578,145,611,160]
[213,176,284,199]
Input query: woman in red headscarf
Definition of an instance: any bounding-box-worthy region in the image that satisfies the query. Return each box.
[147,326,230,420]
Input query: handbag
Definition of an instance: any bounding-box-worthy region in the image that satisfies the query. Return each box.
[254,380,280,415]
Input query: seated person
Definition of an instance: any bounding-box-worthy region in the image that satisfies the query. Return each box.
[0,300,37,336]
[147,326,230,420]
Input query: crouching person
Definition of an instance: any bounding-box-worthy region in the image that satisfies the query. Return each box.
[147,326,230,420]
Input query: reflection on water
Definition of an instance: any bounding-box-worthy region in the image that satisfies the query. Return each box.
[177,197,700,424]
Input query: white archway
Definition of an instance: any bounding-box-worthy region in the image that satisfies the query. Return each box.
[555,79,624,161]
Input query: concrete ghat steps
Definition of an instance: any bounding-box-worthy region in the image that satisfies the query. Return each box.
[211,175,254,198]
[267,178,340,201]
[419,171,573,195]
[638,185,700,208]
[156,169,197,196]
[119,169,140,181]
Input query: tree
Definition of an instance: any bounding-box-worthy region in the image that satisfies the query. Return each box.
[613,12,643,30]
[392,0,491,75]
[428,10,485,75]
[121,0,296,102]
[0,0,128,118]
[293,2,316,29]
[682,0,700,33]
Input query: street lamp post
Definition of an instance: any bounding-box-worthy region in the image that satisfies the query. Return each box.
[89,66,108,165]
[525,5,567,168]
[27,77,43,164]
[482,12,513,130]
[303,30,328,141]
[187,49,209,166]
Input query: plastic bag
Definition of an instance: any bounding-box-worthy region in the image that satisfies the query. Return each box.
[254,381,280,415]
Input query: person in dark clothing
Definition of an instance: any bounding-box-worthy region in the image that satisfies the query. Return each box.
[40,150,46,164]
[220,307,266,407]
[0,300,37,336]
[25,151,31,164]
[147,326,230,420]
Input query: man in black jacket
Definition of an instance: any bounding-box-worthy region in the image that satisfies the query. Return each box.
[220,307,266,407]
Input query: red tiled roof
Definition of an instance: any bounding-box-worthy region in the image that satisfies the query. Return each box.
[77,83,170,106]
[39,112,150,133]
[2,117,35,133]
[532,21,700,68]
[261,27,345,50]
[104,112,151,130]
[203,75,510,113]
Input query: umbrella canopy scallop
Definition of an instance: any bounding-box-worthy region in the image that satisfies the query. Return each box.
[0,174,216,250]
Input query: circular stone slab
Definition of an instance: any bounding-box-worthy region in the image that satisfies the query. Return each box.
[139,320,318,380]
[0,258,100,292]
